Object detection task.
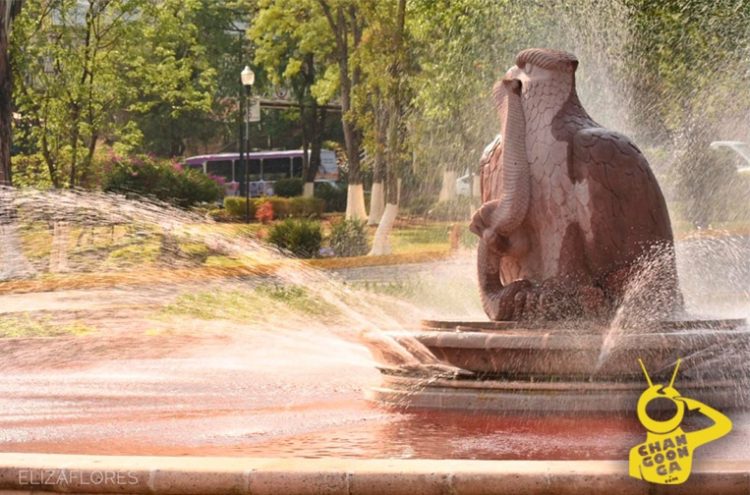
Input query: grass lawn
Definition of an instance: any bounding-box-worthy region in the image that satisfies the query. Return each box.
[158,284,343,326]
[387,220,452,254]
[186,217,461,257]
[0,314,95,338]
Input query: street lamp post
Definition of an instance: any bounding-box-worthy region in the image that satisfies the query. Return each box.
[241,65,255,223]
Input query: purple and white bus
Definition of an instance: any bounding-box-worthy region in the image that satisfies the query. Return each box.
[184,149,338,197]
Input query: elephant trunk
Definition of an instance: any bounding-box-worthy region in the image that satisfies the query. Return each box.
[488,79,530,235]
[477,79,531,321]
[477,235,504,320]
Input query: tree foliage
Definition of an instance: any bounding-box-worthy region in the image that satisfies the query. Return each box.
[250,0,335,182]
[6,0,750,228]
[11,0,249,187]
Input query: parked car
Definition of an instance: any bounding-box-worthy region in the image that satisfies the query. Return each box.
[709,141,750,173]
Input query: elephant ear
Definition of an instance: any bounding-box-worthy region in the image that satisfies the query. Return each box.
[572,127,681,320]
[572,128,672,266]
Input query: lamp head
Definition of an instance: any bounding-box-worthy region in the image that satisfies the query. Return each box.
[241,66,255,87]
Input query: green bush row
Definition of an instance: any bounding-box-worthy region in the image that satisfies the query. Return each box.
[104,156,222,207]
[223,196,325,220]
[266,218,369,259]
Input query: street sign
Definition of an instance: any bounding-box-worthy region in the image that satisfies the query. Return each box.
[246,97,261,123]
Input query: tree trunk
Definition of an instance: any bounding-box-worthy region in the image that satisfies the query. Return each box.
[367,182,384,225]
[0,0,19,186]
[345,183,367,220]
[368,99,388,225]
[318,1,365,219]
[307,108,324,182]
[368,202,397,256]
[369,0,406,253]
[41,126,59,187]
[303,106,324,198]
[0,2,34,279]
[472,173,481,198]
[300,97,310,183]
[303,182,314,198]
[69,106,80,188]
[48,221,70,273]
[0,190,35,279]
[438,169,457,202]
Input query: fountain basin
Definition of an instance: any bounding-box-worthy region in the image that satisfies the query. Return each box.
[368,319,750,412]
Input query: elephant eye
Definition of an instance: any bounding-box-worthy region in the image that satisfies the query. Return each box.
[525,65,533,76]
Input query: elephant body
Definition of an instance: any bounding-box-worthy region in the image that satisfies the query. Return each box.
[472,49,681,322]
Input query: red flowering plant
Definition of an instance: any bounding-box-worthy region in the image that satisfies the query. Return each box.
[255,200,274,224]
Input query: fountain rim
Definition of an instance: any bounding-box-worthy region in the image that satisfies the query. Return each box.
[420,318,748,331]
[0,452,746,494]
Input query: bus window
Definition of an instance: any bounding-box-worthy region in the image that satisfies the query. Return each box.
[206,160,233,182]
[234,159,262,182]
[235,159,263,196]
[262,157,292,181]
[292,157,303,178]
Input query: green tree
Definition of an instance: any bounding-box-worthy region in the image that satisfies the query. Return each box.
[130,0,255,157]
[126,0,221,157]
[624,0,750,225]
[250,0,334,194]
[407,0,538,203]
[315,0,368,219]
[11,0,238,187]
[365,0,409,254]
[251,0,371,219]
[12,0,146,187]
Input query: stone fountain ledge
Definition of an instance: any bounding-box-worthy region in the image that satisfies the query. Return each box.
[0,453,748,495]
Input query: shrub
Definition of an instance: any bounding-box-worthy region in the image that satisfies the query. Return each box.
[264,196,291,218]
[428,197,478,221]
[330,219,369,257]
[207,208,233,223]
[289,196,326,218]
[255,200,274,224]
[314,182,347,212]
[104,155,222,207]
[11,154,54,189]
[224,197,256,219]
[273,178,304,197]
[267,219,322,258]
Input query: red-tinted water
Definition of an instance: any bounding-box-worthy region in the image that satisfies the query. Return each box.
[1,328,746,460]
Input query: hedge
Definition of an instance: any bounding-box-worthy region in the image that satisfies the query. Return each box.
[224,197,256,219]
[273,178,304,197]
[222,196,325,221]
[289,197,325,218]
[104,156,222,207]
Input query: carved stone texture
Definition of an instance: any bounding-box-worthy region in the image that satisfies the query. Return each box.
[470,49,682,322]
